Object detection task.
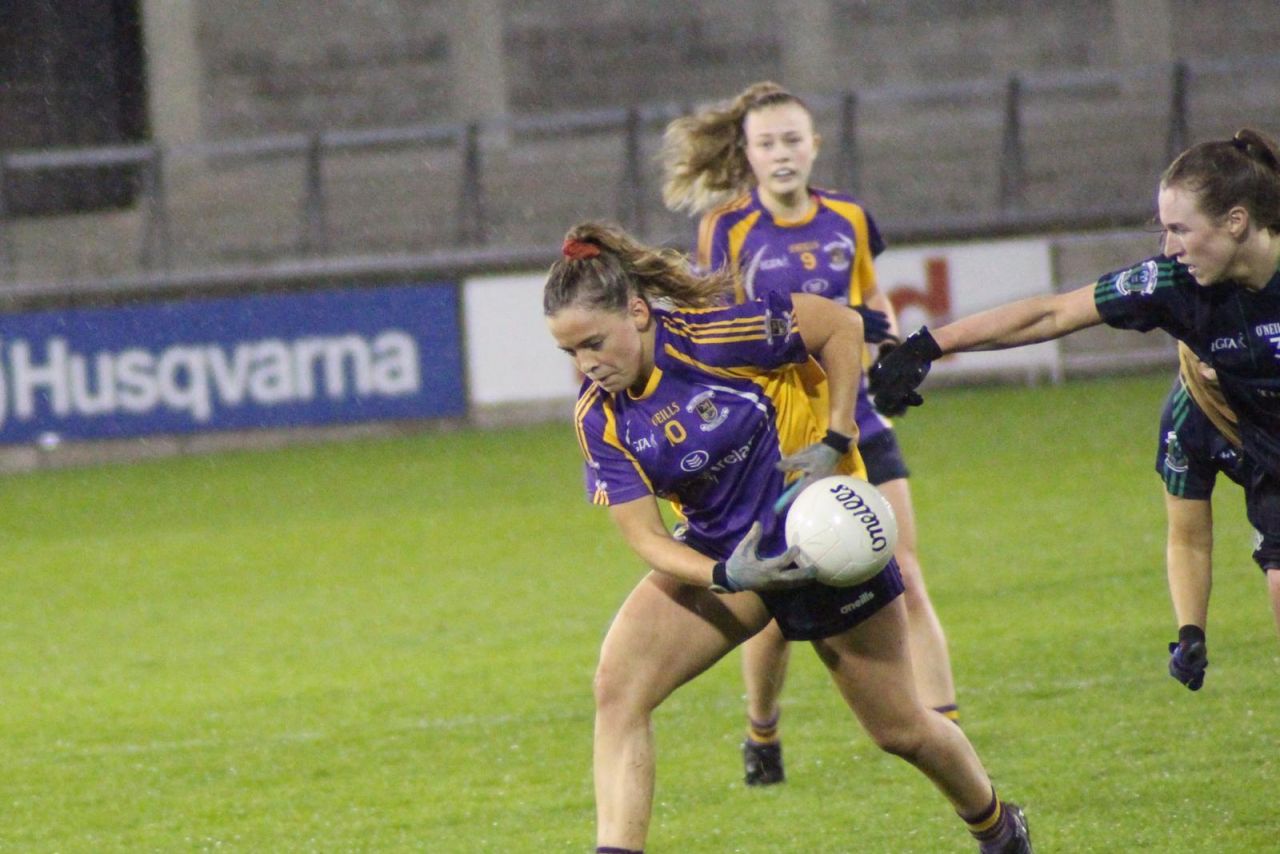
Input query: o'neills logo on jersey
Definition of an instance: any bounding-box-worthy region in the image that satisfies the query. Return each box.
[0,331,421,431]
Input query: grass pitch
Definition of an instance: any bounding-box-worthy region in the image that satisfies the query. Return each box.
[2,372,1276,852]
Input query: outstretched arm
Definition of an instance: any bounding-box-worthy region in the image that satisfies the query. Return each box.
[931,283,1103,354]
[870,283,1103,415]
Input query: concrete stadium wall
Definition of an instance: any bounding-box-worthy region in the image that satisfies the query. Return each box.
[174,1,1279,137]
[7,1,1277,286]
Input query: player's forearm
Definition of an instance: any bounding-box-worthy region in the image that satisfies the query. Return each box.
[933,295,1063,353]
[932,285,1101,354]
[793,294,861,438]
[625,524,718,587]
[818,325,861,439]
[1165,494,1213,629]
[610,499,717,586]
[1167,545,1212,629]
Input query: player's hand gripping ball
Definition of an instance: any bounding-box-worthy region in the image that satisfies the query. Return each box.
[784,476,898,586]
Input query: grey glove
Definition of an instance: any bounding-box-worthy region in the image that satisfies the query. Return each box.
[711,522,816,592]
[773,431,850,512]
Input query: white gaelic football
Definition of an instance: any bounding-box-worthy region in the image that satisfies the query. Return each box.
[784,475,898,586]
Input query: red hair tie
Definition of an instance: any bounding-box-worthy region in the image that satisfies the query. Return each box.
[562,238,601,261]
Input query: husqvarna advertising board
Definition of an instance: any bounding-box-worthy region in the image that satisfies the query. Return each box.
[0,284,464,444]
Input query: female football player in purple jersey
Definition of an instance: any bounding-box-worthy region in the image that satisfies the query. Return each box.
[545,221,1031,854]
[872,128,1280,693]
[661,81,960,786]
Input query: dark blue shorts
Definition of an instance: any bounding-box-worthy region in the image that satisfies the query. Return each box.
[1155,378,1249,500]
[1155,379,1278,571]
[860,429,910,485]
[759,559,905,641]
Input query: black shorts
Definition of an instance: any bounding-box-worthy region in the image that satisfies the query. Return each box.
[860,429,910,485]
[758,559,905,641]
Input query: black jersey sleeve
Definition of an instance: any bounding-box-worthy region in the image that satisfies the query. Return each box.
[1092,256,1194,335]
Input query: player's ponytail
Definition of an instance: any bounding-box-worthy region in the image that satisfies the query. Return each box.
[660,81,807,215]
[1163,128,1280,231]
[543,222,731,316]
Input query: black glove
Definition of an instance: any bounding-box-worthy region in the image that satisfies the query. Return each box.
[869,327,942,416]
[1168,625,1208,691]
[711,522,816,593]
[854,305,894,344]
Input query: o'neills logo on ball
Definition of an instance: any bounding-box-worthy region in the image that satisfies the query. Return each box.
[828,483,890,551]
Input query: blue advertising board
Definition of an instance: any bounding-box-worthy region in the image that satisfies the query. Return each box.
[0,283,465,444]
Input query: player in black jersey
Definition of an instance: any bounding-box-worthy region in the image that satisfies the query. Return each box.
[1158,344,1280,690]
[872,128,1280,688]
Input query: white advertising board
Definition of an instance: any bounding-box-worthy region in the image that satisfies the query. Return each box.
[462,274,580,407]
[463,237,1062,410]
[875,238,1060,381]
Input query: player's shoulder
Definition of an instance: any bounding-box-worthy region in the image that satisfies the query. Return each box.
[656,295,791,347]
[701,192,759,232]
[1096,255,1190,301]
[812,186,860,206]
[812,186,872,218]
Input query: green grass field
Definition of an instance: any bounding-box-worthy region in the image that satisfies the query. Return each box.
[2,372,1277,852]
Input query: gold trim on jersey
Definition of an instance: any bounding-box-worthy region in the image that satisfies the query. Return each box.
[1177,342,1241,448]
[574,382,654,505]
[697,193,754,271]
[627,364,663,400]
[770,195,821,228]
[726,212,764,304]
[661,312,790,345]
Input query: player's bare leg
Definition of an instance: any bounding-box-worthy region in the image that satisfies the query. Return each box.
[742,619,789,725]
[878,477,958,716]
[594,571,770,850]
[812,598,1030,851]
[740,618,790,783]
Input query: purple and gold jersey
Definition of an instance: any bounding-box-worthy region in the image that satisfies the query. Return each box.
[1094,256,1280,477]
[574,291,865,560]
[696,187,890,441]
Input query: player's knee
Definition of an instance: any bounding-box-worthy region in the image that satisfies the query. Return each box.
[864,718,928,761]
[593,658,652,720]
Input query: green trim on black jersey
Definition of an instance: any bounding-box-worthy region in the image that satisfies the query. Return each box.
[1094,257,1180,307]
[1163,381,1193,497]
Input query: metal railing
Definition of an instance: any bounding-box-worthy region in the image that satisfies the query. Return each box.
[1,52,1277,296]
